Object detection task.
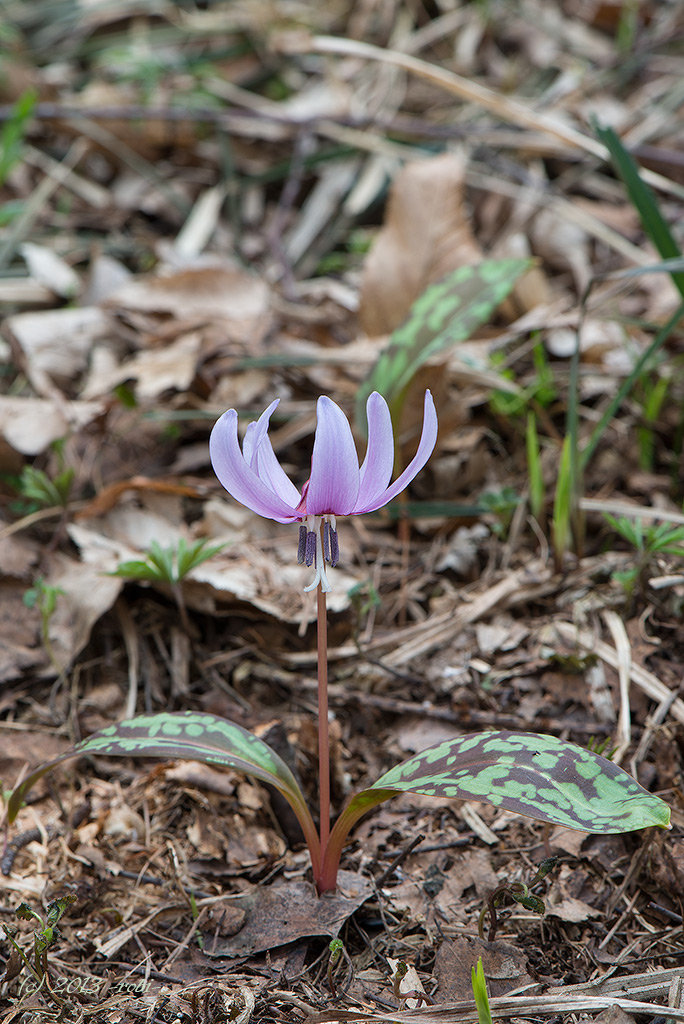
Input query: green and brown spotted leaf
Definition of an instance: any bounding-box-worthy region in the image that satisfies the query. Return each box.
[6,712,316,844]
[365,731,670,832]
[318,730,670,891]
[356,259,532,428]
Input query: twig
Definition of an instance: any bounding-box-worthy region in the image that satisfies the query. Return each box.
[374,833,425,888]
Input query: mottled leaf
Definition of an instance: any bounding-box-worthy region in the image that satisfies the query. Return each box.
[357,259,532,428]
[7,712,315,848]
[366,731,670,832]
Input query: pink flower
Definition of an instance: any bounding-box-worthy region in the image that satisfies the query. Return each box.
[210,391,437,591]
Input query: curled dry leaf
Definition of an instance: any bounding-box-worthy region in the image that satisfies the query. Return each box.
[44,552,123,673]
[81,331,202,401]
[359,152,482,337]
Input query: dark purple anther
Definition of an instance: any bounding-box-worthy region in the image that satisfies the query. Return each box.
[297,524,307,564]
[329,524,339,567]
[305,529,317,567]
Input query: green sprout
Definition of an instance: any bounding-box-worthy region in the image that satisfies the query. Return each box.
[604,513,684,600]
[479,487,520,539]
[111,537,225,632]
[471,957,494,1024]
[526,412,544,522]
[11,454,74,515]
[327,938,353,998]
[112,537,225,586]
[635,370,670,472]
[552,434,575,569]
[23,578,64,674]
[391,961,433,1009]
[1,894,76,1004]
[0,89,37,187]
[587,736,618,760]
[489,340,557,419]
[479,857,557,941]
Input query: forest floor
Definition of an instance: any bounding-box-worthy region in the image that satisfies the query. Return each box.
[0,1,683,1022]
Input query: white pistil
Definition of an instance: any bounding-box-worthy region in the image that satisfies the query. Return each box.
[303,520,332,593]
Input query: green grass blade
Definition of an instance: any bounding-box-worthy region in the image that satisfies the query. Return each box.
[552,435,574,566]
[581,300,684,469]
[526,412,544,520]
[595,123,684,299]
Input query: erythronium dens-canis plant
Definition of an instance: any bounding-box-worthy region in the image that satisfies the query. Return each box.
[7,392,670,895]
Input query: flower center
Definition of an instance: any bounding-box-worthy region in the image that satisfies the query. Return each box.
[297,515,339,593]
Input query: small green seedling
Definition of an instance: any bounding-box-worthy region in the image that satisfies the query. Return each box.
[112,537,225,585]
[587,736,619,760]
[10,459,74,516]
[391,961,433,1009]
[552,435,576,568]
[604,514,684,599]
[526,412,545,522]
[489,340,557,420]
[471,957,494,1024]
[111,537,225,632]
[326,938,353,999]
[635,370,670,471]
[479,857,557,941]
[1,894,76,1002]
[479,487,520,539]
[24,578,64,673]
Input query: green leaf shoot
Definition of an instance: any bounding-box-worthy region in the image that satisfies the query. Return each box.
[471,958,494,1024]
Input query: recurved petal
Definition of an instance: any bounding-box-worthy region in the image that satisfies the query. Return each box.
[210,409,300,523]
[241,399,302,507]
[305,396,360,515]
[242,399,279,466]
[357,391,394,510]
[254,433,302,508]
[352,389,437,514]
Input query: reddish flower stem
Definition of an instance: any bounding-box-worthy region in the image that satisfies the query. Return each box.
[317,577,330,858]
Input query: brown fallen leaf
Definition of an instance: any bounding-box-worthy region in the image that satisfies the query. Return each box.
[104,262,272,343]
[6,305,110,395]
[0,395,105,455]
[206,869,373,957]
[434,933,534,1000]
[45,551,123,672]
[359,152,482,337]
[81,331,203,401]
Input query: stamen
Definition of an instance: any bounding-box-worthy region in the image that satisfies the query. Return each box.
[297,524,307,563]
[304,529,316,567]
[328,522,339,567]
[301,516,331,598]
[323,520,330,562]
